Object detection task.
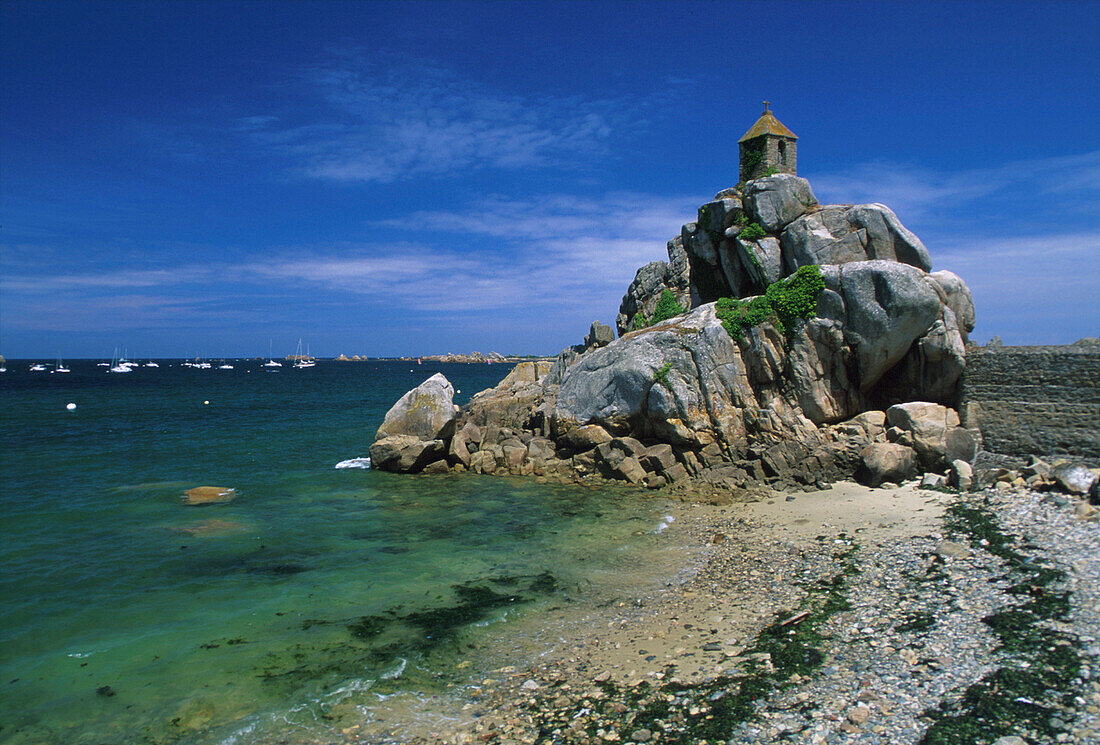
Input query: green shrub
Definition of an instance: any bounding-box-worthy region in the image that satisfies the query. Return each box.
[738,222,767,241]
[716,295,777,339]
[716,265,824,340]
[650,289,686,324]
[653,361,673,390]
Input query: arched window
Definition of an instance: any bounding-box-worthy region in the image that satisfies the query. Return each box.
[778,140,787,165]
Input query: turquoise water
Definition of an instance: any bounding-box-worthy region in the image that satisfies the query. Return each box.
[0,361,673,744]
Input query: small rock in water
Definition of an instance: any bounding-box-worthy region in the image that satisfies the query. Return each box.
[96,685,116,697]
[183,486,236,505]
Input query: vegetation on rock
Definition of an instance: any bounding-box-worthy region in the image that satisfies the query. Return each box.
[716,265,825,339]
[653,361,673,391]
[651,289,687,324]
[737,222,767,241]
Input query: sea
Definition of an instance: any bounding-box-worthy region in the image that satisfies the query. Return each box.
[0,359,686,745]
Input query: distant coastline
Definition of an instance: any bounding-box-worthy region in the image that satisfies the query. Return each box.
[334,352,551,363]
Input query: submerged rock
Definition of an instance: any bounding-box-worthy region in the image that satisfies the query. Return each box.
[182,486,236,505]
[170,518,248,536]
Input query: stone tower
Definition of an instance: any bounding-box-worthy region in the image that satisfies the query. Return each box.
[738,102,798,182]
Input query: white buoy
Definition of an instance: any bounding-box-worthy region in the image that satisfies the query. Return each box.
[203,400,210,405]
[66,402,77,411]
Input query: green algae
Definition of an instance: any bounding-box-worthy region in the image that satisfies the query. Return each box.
[919,497,1084,744]
[530,540,860,743]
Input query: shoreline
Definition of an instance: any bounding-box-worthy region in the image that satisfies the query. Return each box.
[334,481,1099,745]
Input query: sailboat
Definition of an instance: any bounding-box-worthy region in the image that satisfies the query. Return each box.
[52,358,71,373]
[29,363,47,371]
[293,339,315,369]
[108,349,132,373]
[264,341,282,367]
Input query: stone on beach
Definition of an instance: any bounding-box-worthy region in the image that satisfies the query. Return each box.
[858,443,918,487]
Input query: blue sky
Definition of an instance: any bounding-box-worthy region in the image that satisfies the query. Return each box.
[2,0,1097,358]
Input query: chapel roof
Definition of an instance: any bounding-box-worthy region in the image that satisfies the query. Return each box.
[738,103,798,143]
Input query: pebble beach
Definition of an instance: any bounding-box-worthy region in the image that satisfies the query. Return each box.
[347,481,1100,745]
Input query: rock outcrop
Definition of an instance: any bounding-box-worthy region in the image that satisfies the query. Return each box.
[370,172,984,495]
[369,373,459,473]
[615,175,970,340]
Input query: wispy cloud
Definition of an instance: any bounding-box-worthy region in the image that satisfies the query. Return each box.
[807,150,1100,221]
[3,189,698,330]
[933,231,1100,343]
[236,50,629,183]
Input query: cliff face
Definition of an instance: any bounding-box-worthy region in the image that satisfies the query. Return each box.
[371,174,980,492]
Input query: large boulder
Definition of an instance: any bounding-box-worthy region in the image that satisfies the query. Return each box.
[375,373,458,441]
[368,436,447,473]
[781,204,932,274]
[666,235,693,303]
[497,360,553,388]
[929,270,976,342]
[885,402,960,468]
[584,321,615,350]
[858,443,918,486]
[788,318,865,423]
[555,303,795,451]
[735,236,784,287]
[616,261,676,335]
[742,175,817,232]
[819,261,942,391]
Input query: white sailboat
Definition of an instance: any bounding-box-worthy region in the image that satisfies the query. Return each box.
[264,340,282,367]
[293,339,315,369]
[53,358,71,373]
[29,363,47,371]
[108,349,132,373]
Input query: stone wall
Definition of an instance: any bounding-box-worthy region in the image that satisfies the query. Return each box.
[960,343,1100,458]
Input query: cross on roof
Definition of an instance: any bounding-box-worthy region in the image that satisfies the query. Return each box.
[763,100,771,112]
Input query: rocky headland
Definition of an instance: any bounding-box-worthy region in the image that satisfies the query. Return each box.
[370,173,985,496]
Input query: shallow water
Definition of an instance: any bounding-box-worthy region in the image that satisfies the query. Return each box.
[0,360,678,744]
